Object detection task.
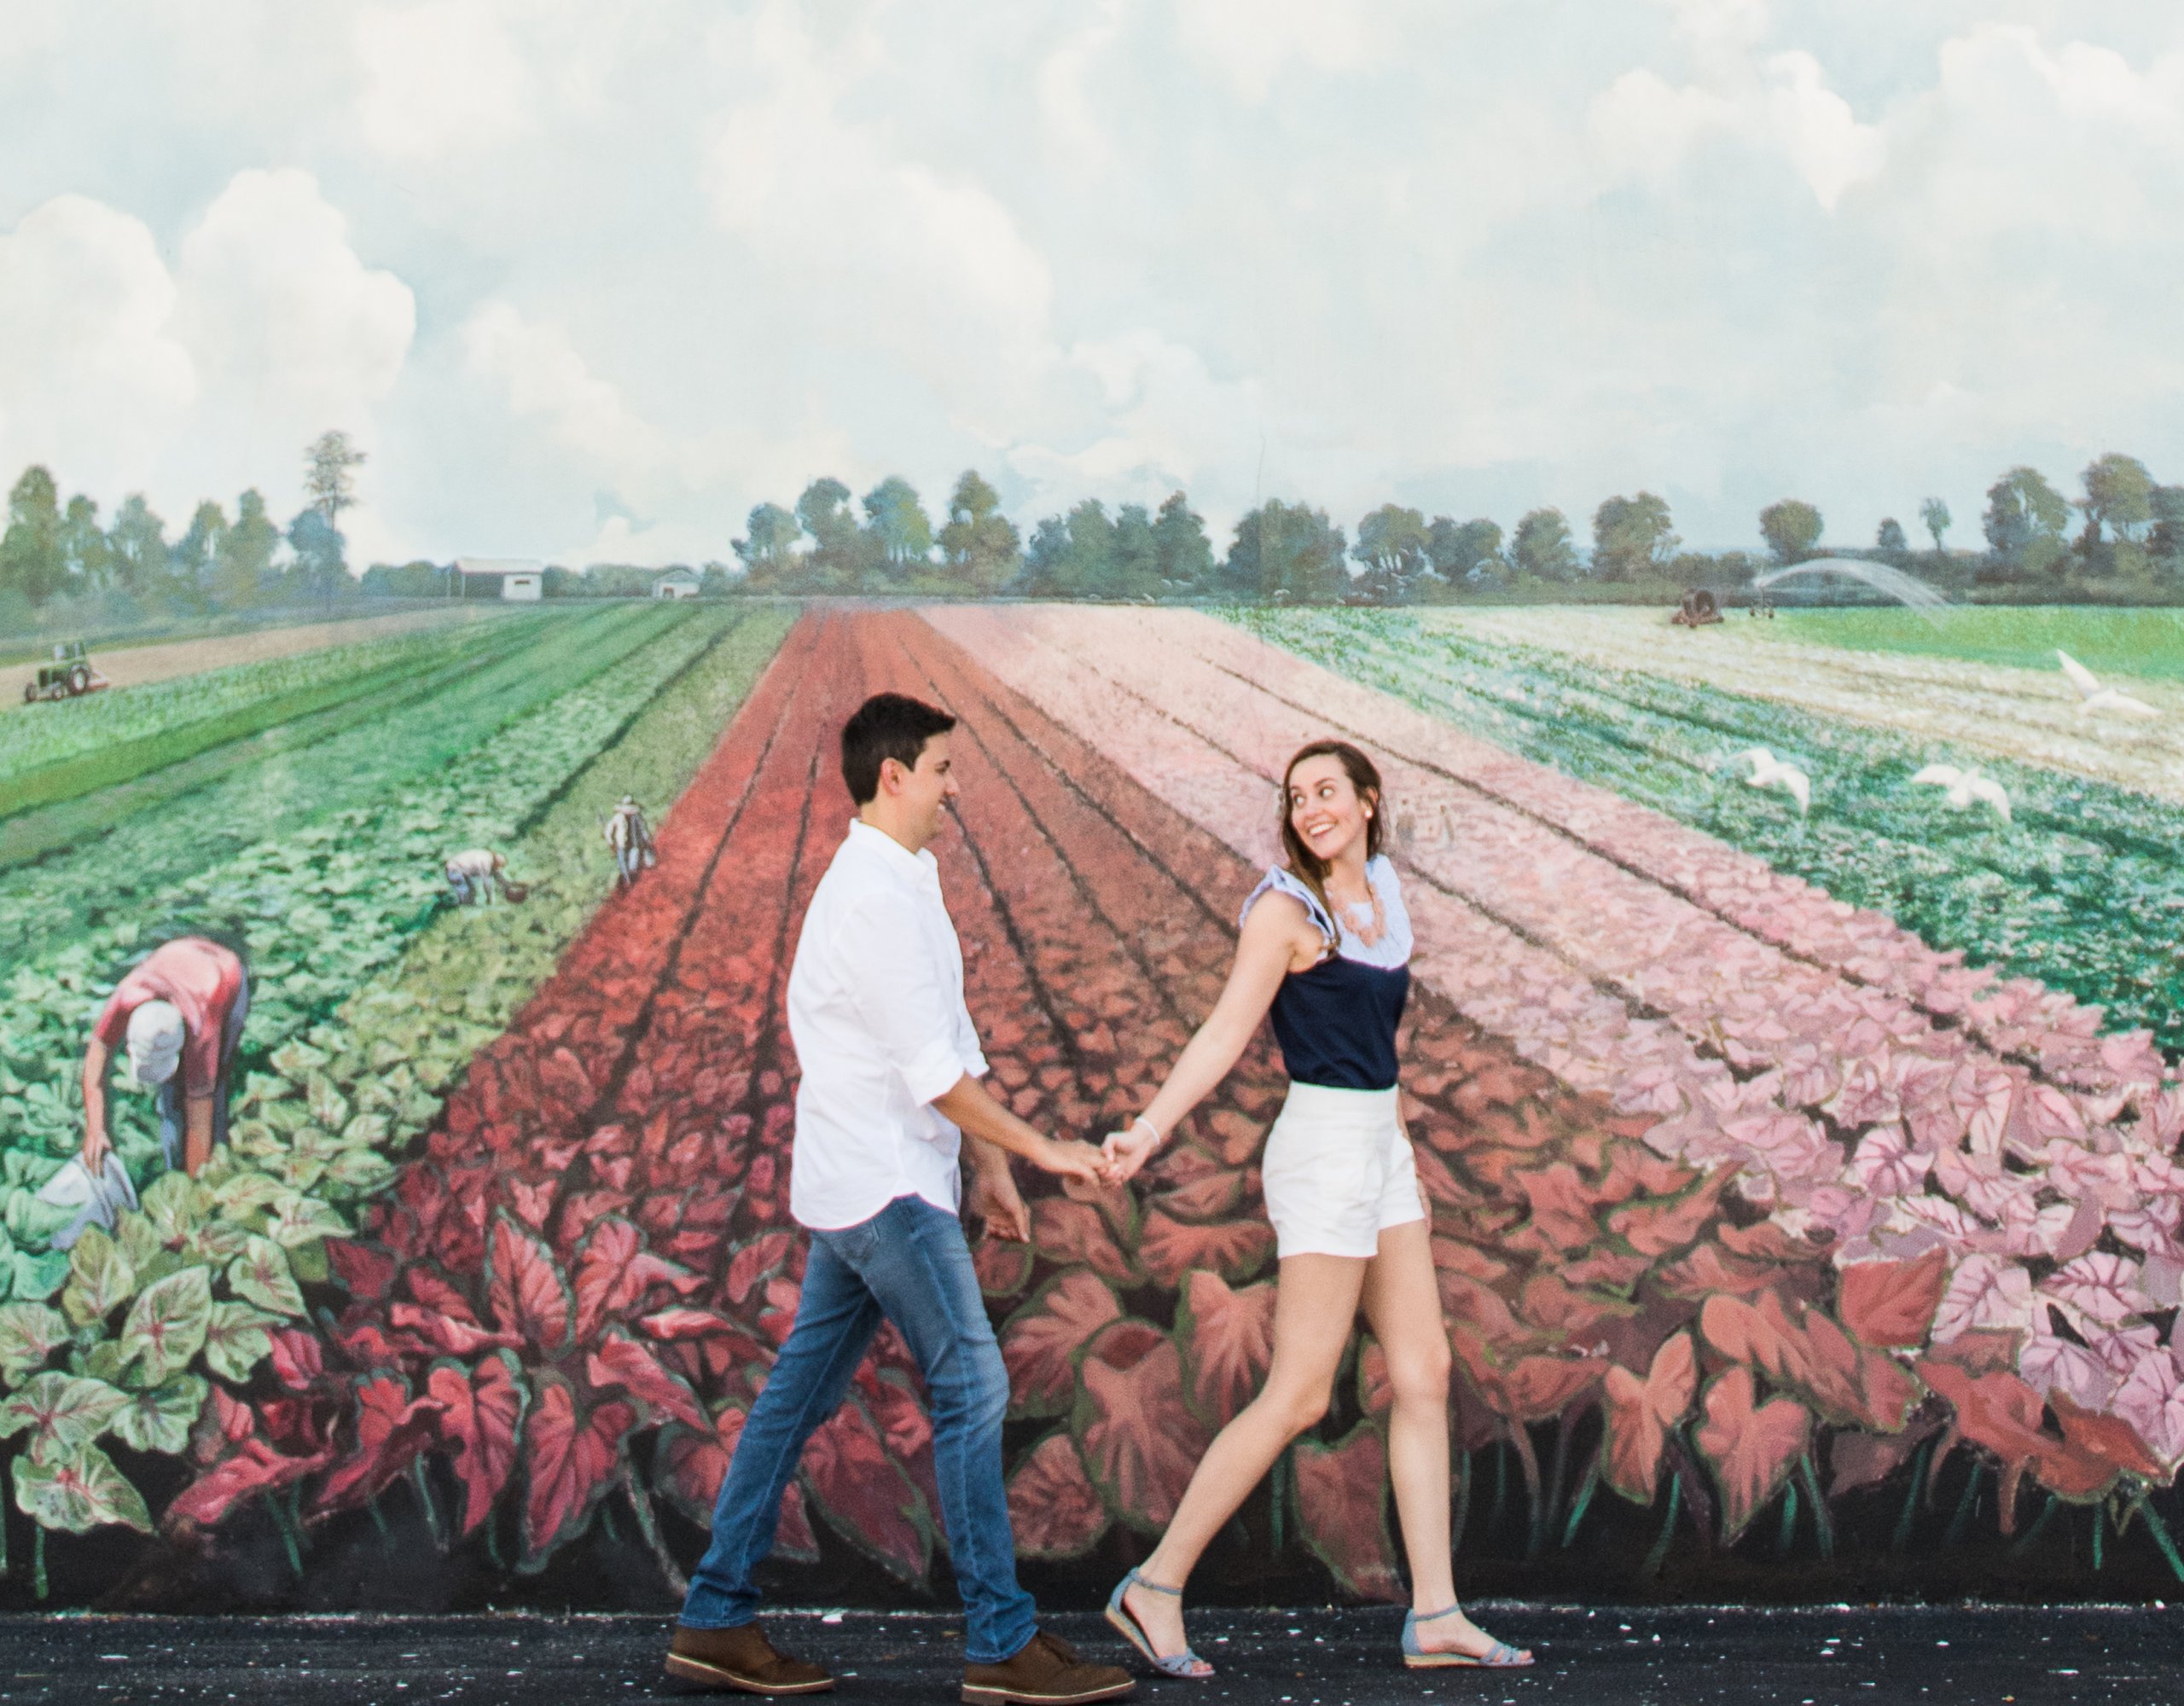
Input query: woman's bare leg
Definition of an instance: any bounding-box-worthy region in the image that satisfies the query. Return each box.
[1359,1219,1528,1662]
[1121,1252,1368,1658]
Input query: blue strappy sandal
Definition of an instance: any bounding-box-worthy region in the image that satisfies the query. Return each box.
[1105,1569,1215,1680]
[1402,1604,1533,1669]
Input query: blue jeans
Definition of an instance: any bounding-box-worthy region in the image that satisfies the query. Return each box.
[680,1194,1037,1664]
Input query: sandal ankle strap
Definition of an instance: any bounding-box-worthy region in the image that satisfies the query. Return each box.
[1125,1569,1186,1598]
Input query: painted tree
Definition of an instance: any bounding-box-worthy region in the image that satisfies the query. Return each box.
[862,477,934,572]
[1426,516,1502,583]
[304,431,368,528]
[1592,492,1678,580]
[0,465,65,606]
[1983,467,2070,577]
[215,490,282,607]
[1151,491,1213,595]
[1352,504,1432,602]
[1509,507,1577,582]
[731,502,801,584]
[938,470,1021,593]
[1227,501,1348,603]
[60,496,114,593]
[1919,496,1951,555]
[1758,499,1823,565]
[2080,453,2154,548]
[1875,517,1908,560]
[107,495,169,595]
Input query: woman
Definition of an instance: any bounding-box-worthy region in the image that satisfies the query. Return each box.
[1099,740,1530,1676]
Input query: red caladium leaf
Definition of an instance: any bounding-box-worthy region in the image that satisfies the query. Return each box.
[1606,1166,1731,1257]
[404,1264,485,1326]
[1601,1332,1698,1506]
[165,1436,334,1529]
[1176,1271,1275,1429]
[585,1327,706,1430]
[1703,1293,1919,1433]
[973,1237,1035,1299]
[1006,1432,1110,1561]
[571,1216,702,1342]
[266,1327,326,1391]
[1838,1249,1950,1349]
[1693,1367,1811,1546]
[427,1351,529,1537]
[800,1395,930,1581]
[486,1214,575,1355]
[390,1303,520,1359]
[725,1231,797,1306]
[1293,1423,1404,1602]
[520,1373,636,1570]
[2049,1390,2165,1482]
[640,1306,743,1342]
[1072,1320,1211,1533]
[1030,1198,1136,1285]
[652,1407,818,1560]
[1509,1162,1601,1252]
[1450,1326,1603,1425]
[1829,1425,1938,1498]
[1134,1210,1275,1288]
[1914,1358,2051,1512]
[1001,1271,1120,1419]
[325,1239,398,1302]
[314,1373,446,1515]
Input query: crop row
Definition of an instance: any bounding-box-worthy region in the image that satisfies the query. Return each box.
[926,604,2184,1568]
[0,606,675,966]
[1254,606,2184,1053]
[1430,606,2184,809]
[0,609,776,1573]
[0,615,538,804]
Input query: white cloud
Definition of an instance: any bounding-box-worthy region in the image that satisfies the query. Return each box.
[354,0,535,160]
[1171,0,1383,102]
[0,196,197,493]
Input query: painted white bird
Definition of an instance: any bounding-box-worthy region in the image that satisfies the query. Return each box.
[1724,746,1810,815]
[1909,763,2013,824]
[2057,649,2159,719]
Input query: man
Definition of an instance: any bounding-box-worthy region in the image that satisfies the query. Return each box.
[605,794,655,888]
[82,936,249,1177]
[444,847,508,905]
[666,693,1133,1705]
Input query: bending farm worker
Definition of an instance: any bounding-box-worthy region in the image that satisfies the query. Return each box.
[444,846,508,905]
[82,936,250,1177]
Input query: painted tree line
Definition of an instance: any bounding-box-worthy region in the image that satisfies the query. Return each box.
[0,435,367,630]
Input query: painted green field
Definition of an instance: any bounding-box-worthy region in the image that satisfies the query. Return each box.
[1761,605,2184,679]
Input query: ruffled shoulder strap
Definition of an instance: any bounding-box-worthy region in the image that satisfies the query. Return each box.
[1240,865,1336,940]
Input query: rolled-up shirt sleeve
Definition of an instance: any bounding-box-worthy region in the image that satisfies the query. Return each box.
[839,895,979,1108]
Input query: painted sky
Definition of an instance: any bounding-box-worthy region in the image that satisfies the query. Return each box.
[2,0,2180,567]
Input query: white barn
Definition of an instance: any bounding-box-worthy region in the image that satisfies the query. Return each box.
[653,568,702,601]
[456,557,545,601]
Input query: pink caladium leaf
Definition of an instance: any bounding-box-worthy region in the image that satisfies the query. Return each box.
[2018,1334,2117,1411]
[1931,1255,2039,1343]
[1850,1125,1926,1198]
[2042,1252,2153,1329]
[2111,1349,2184,1468]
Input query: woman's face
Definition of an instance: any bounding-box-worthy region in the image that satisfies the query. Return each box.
[1287,754,1372,864]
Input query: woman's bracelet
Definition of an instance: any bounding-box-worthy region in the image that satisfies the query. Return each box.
[1131,1114,1162,1146]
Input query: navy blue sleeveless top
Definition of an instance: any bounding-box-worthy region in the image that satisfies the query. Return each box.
[1241,859,1412,1092]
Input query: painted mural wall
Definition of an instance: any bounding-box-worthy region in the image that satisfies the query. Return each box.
[5,597,2184,1612]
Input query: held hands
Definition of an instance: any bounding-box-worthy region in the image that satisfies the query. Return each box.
[1100,1117,1160,1184]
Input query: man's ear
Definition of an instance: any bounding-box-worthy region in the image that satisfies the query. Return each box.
[876,755,903,797]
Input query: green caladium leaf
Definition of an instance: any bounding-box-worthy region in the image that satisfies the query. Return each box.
[211,1170,288,1226]
[183,1217,252,1265]
[305,1076,351,1133]
[118,1266,213,1386]
[326,1151,396,1195]
[228,1118,283,1158]
[72,1337,131,1388]
[286,1239,330,1286]
[3,1187,76,1250]
[140,1173,212,1249]
[259,1100,311,1137]
[61,1227,136,1328]
[202,1301,281,1383]
[117,1210,166,1274]
[9,1248,65,1308]
[0,1303,68,1387]
[340,1112,391,1149]
[0,1372,129,1462]
[226,1236,305,1317]
[14,1442,154,1534]
[109,1372,206,1455]
[267,1042,327,1079]
[264,1192,349,1249]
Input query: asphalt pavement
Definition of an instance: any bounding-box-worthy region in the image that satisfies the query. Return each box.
[0,1604,2177,1706]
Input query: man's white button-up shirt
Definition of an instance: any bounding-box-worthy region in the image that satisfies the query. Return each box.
[785,819,989,1230]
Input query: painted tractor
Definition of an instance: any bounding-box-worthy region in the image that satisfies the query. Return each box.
[23,640,110,702]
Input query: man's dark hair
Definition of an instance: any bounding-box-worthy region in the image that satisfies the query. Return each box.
[841,693,956,805]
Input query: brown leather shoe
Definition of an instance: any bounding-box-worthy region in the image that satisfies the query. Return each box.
[961,1630,1136,1704]
[665,1622,834,1695]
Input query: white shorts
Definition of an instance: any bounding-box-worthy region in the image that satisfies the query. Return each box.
[1259,1082,1427,1260]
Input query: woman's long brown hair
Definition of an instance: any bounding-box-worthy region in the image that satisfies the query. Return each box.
[1278,740,1385,937]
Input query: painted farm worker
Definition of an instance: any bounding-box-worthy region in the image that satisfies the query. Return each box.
[605,794,655,888]
[444,846,512,905]
[667,693,1133,1706]
[81,936,249,1179]
[1099,740,1532,1678]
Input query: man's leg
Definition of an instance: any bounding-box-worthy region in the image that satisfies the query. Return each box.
[155,1080,183,1171]
[212,975,249,1153]
[680,1231,884,1630]
[839,1197,1037,1666]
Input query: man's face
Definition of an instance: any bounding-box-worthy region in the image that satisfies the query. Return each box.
[888,733,959,845]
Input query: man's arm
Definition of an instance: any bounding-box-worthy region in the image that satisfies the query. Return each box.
[932,1072,1107,1187]
[81,1037,111,1171]
[183,1096,216,1175]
